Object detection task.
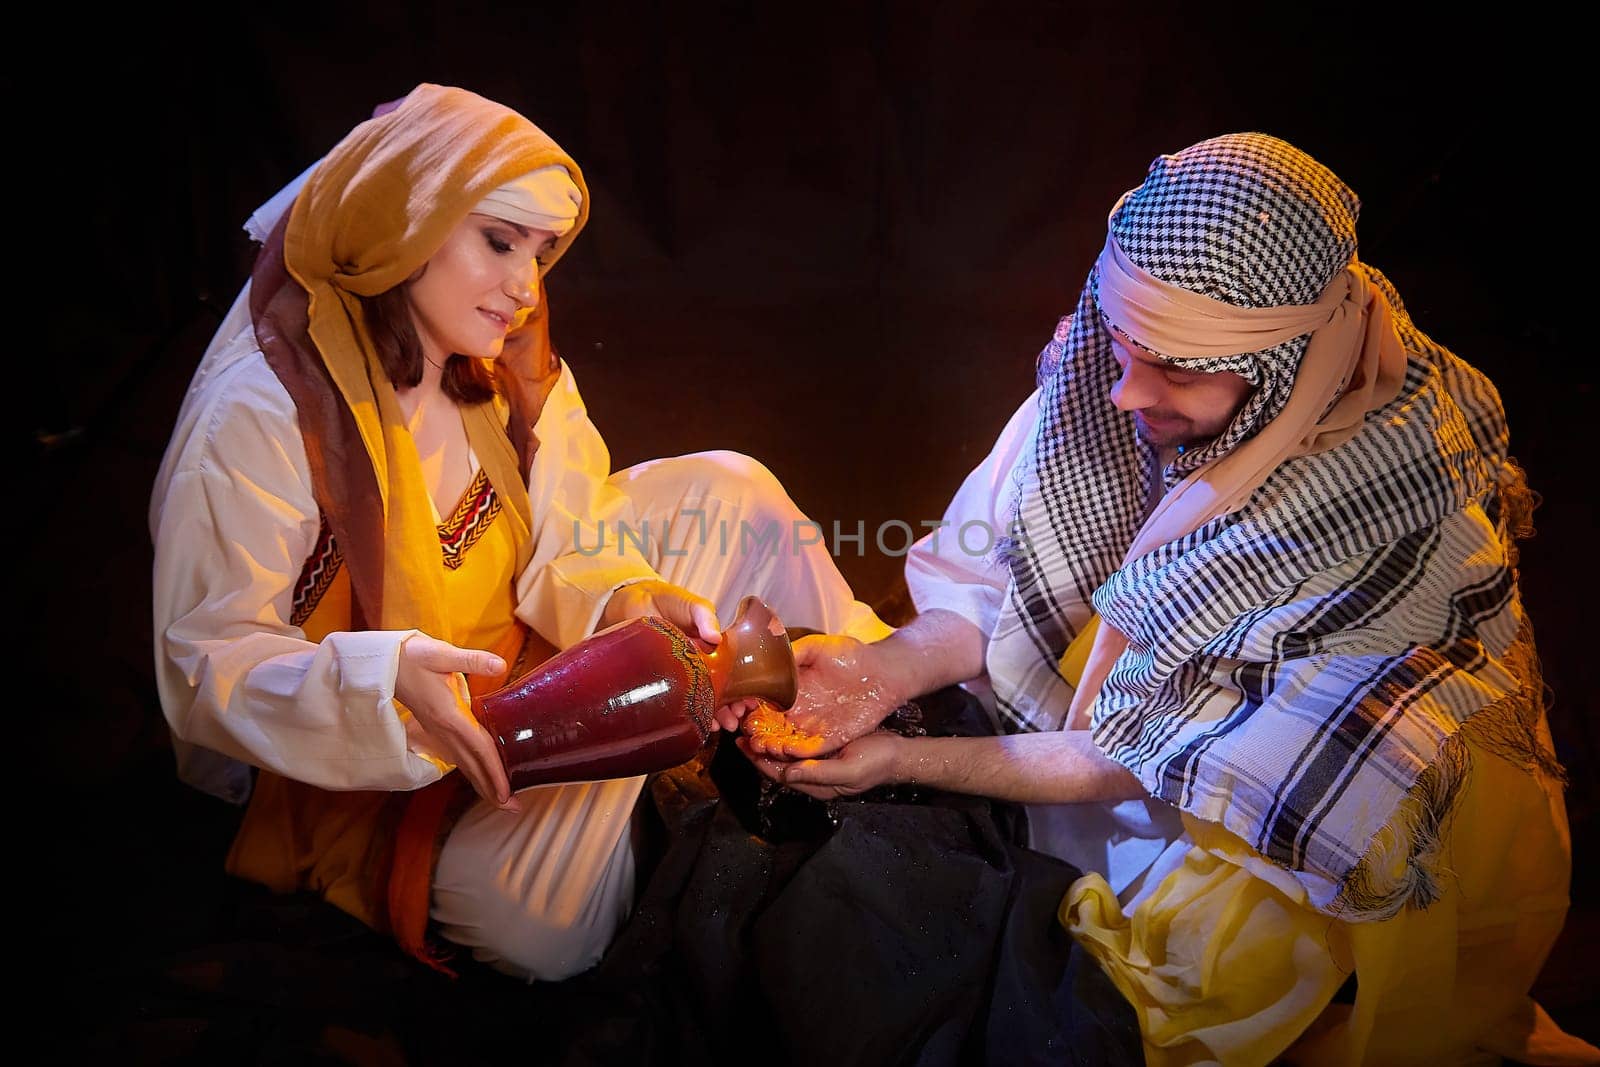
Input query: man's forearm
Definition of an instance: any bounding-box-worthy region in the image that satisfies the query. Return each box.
[895,731,1145,805]
[867,608,989,704]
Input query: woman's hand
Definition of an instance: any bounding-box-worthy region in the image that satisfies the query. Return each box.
[395,633,520,813]
[736,732,906,800]
[601,579,721,644]
[738,634,904,758]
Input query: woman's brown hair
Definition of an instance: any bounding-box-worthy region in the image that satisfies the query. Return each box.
[361,284,498,404]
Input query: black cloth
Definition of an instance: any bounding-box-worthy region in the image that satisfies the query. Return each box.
[63,687,1141,1065]
[555,685,1144,1066]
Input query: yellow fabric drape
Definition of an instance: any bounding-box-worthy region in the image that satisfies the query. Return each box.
[1057,615,1582,1065]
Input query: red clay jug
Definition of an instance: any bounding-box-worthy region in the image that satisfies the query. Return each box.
[473,595,797,791]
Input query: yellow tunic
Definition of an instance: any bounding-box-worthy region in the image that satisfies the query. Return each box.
[227,469,540,939]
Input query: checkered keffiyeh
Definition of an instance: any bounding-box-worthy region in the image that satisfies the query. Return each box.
[988,134,1552,918]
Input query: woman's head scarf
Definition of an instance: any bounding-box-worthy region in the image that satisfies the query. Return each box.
[250,83,589,636]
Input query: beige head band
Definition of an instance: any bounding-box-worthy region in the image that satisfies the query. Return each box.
[1096,232,1351,360]
[476,165,583,235]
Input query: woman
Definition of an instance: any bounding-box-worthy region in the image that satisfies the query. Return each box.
[150,84,888,980]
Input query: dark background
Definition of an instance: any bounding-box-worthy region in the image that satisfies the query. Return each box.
[30,0,1596,1057]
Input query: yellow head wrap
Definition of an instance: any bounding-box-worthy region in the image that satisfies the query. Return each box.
[252,83,589,635]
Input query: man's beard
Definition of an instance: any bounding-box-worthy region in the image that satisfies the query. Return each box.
[1132,411,1198,449]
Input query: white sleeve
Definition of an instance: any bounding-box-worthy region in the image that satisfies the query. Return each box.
[151,350,444,801]
[514,361,661,651]
[903,388,1041,636]
[244,159,319,243]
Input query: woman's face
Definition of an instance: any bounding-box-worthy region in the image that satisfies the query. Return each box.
[405,212,557,365]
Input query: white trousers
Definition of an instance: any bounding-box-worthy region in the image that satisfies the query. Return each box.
[430,451,890,981]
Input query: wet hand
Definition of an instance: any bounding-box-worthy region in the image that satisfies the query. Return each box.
[395,633,520,813]
[735,732,904,800]
[602,579,721,645]
[741,634,900,759]
[734,699,827,745]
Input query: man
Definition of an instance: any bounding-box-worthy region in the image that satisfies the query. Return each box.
[736,134,1591,1064]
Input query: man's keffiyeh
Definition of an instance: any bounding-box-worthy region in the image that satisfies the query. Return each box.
[987,133,1555,918]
